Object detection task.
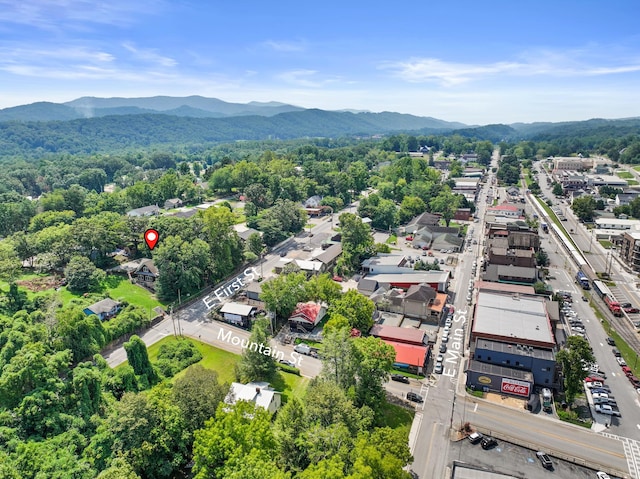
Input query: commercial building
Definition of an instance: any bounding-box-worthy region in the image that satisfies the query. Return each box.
[386,341,430,375]
[369,324,428,345]
[595,218,640,230]
[620,231,640,272]
[471,291,555,349]
[466,290,558,394]
[466,360,534,397]
[361,270,450,293]
[486,203,524,218]
[484,264,538,285]
[361,254,408,274]
[552,157,594,171]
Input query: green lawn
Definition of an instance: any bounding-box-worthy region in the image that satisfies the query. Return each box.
[139,336,309,402]
[56,275,164,311]
[599,239,613,249]
[633,166,640,171]
[386,234,398,244]
[616,171,633,179]
[381,403,414,429]
[627,180,639,186]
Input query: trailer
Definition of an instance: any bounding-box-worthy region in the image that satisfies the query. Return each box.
[575,271,590,290]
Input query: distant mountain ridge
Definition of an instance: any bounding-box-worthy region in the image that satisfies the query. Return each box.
[0,96,470,130]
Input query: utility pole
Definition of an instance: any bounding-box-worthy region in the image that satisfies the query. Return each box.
[177,289,183,336]
[170,305,177,337]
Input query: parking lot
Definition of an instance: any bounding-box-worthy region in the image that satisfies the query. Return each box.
[450,436,619,478]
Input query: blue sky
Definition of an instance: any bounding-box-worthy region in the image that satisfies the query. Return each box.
[0,0,639,124]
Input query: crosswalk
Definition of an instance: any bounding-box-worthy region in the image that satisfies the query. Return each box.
[600,432,640,478]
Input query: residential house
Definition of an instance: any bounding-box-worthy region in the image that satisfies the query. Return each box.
[164,198,183,209]
[406,212,441,231]
[615,192,640,206]
[288,302,327,332]
[226,382,282,414]
[133,259,159,290]
[313,243,342,271]
[83,298,121,321]
[126,205,160,217]
[219,302,256,328]
[237,227,261,242]
[369,283,448,322]
[412,225,462,251]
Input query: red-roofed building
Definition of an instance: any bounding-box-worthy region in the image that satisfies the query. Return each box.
[288,302,327,332]
[370,324,427,345]
[384,340,430,375]
[487,203,524,218]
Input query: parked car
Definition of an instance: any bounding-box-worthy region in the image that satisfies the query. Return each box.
[536,451,554,470]
[278,359,296,367]
[585,375,606,383]
[606,337,616,346]
[439,344,447,353]
[624,306,639,313]
[434,361,443,374]
[391,374,410,384]
[596,472,611,479]
[468,432,483,444]
[436,354,444,363]
[582,296,588,302]
[621,366,633,376]
[586,381,603,389]
[616,357,627,366]
[612,347,621,357]
[279,251,287,257]
[406,392,423,403]
[481,437,498,450]
[595,404,621,417]
[628,376,640,387]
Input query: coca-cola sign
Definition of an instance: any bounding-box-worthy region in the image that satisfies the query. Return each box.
[501,378,530,397]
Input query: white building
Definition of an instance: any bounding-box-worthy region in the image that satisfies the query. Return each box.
[595,218,640,230]
[226,382,282,414]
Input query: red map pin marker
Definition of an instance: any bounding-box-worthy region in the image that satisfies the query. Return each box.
[144,229,159,250]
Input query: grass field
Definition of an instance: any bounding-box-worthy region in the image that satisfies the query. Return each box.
[56,275,165,311]
[536,197,580,251]
[599,239,613,249]
[140,336,309,402]
[633,166,640,172]
[616,171,633,179]
[627,180,639,186]
[381,403,414,429]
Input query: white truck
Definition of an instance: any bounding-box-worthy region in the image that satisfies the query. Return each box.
[293,343,311,355]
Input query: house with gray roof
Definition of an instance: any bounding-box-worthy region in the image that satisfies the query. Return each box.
[126,204,160,217]
[83,298,121,321]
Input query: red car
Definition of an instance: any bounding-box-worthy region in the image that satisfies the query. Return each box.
[585,376,606,383]
[622,366,633,376]
[332,275,343,282]
[405,236,413,241]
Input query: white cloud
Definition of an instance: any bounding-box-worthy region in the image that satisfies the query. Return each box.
[263,40,306,52]
[382,50,640,85]
[0,0,166,30]
[122,42,177,67]
[277,69,342,88]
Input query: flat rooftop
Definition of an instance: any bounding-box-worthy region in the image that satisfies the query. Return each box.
[467,359,534,382]
[365,271,450,284]
[475,338,555,360]
[473,291,554,347]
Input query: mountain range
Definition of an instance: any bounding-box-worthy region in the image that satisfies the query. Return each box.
[0,96,638,159]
